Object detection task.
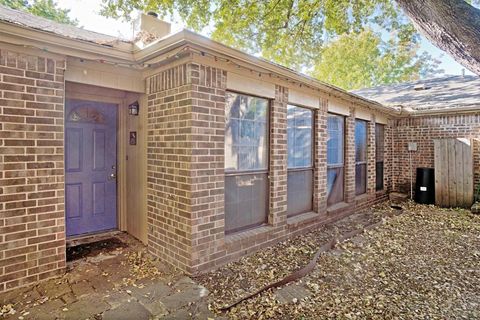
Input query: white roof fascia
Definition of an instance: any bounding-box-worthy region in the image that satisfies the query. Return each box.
[0,20,135,63]
[0,19,400,117]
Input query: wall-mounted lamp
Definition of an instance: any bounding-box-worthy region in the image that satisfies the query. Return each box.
[128,101,139,116]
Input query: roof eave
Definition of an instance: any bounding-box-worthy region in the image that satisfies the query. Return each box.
[171,30,398,115]
[0,20,135,63]
[0,20,400,116]
[404,104,480,116]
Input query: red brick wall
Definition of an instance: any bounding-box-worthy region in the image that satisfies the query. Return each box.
[222,86,330,266]
[146,65,391,274]
[384,120,394,192]
[344,108,356,203]
[146,64,194,271]
[474,139,480,198]
[268,85,288,229]
[313,98,328,214]
[392,114,480,195]
[333,109,390,211]
[0,48,66,293]
[188,64,226,271]
[367,119,376,196]
[146,63,227,273]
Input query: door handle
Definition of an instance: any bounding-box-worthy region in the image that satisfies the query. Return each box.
[109,173,117,180]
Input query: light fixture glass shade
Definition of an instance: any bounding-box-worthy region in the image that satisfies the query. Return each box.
[129,101,139,115]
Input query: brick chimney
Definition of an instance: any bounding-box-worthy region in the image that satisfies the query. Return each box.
[134,12,171,47]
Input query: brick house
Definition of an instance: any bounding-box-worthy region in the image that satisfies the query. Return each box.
[354,75,480,196]
[0,5,478,293]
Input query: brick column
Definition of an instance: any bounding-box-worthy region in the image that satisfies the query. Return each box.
[189,64,227,271]
[268,85,288,228]
[367,118,376,196]
[390,119,400,192]
[313,98,328,214]
[146,63,226,274]
[146,64,192,272]
[0,49,66,293]
[384,120,394,192]
[344,107,356,203]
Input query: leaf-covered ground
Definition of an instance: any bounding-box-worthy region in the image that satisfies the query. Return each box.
[197,202,480,319]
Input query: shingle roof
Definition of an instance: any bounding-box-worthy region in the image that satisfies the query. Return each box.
[353,75,480,111]
[0,4,131,46]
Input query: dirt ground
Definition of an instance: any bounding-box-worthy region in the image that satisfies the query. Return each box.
[198,202,480,319]
[1,202,479,319]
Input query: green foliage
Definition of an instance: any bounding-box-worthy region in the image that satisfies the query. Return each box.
[0,0,78,25]
[0,0,27,10]
[311,29,441,90]
[100,0,441,89]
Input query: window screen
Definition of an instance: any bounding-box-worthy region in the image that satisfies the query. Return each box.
[355,119,367,195]
[225,93,268,172]
[327,114,345,206]
[225,92,269,233]
[287,105,313,168]
[375,123,385,191]
[287,170,313,216]
[225,173,268,233]
[287,105,313,217]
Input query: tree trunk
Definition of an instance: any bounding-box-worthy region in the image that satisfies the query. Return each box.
[396,0,480,76]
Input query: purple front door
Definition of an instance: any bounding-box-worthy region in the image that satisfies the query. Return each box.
[65,99,117,237]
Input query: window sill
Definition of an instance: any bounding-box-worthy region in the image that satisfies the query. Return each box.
[355,194,369,202]
[327,201,350,213]
[287,211,319,226]
[225,224,274,244]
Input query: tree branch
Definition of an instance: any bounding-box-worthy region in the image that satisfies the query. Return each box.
[283,0,294,29]
[396,0,480,75]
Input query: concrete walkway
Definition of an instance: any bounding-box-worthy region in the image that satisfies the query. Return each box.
[0,234,219,320]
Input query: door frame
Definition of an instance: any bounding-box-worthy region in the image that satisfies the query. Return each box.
[65,82,139,237]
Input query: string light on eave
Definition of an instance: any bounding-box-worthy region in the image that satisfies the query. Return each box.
[192,47,315,92]
[158,48,359,106]
[15,40,332,97]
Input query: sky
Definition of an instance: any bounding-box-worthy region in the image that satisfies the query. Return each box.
[59,0,474,77]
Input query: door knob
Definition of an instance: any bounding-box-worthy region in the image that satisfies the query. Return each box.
[109,173,117,180]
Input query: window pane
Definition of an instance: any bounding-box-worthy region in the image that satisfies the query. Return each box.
[355,119,367,195]
[355,120,367,163]
[327,114,345,206]
[375,123,385,191]
[355,163,367,195]
[225,92,268,172]
[375,123,385,162]
[327,167,344,206]
[327,115,344,165]
[287,105,313,169]
[376,161,384,191]
[225,173,268,233]
[225,117,239,171]
[287,170,313,216]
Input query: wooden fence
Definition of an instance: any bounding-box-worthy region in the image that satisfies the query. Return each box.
[434,138,474,208]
